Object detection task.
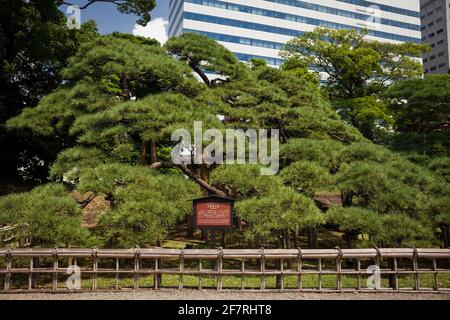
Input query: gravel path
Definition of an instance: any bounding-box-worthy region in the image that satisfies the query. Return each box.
[1,290,449,300]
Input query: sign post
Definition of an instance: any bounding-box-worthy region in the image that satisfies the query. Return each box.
[192,195,236,248]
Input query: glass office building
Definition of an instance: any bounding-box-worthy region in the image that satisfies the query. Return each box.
[168,0,422,66]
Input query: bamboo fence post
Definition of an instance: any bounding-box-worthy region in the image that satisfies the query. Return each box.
[433,258,439,291]
[240,259,245,290]
[413,248,420,291]
[179,249,184,290]
[318,258,322,291]
[217,247,223,291]
[4,249,11,291]
[375,247,382,290]
[393,257,399,290]
[356,259,361,291]
[133,246,140,290]
[154,258,159,289]
[297,248,303,291]
[28,256,33,291]
[115,258,120,290]
[260,248,265,291]
[198,259,202,290]
[52,247,59,290]
[336,247,343,291]
[91,247,98,291]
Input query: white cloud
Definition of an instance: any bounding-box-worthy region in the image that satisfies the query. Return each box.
[132,17,168,45]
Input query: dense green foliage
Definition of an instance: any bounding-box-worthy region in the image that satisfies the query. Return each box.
[0,21,449,250]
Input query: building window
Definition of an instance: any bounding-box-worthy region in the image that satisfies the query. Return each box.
[428,11,434,16]
[436,5,443,11]
[438,39,444,45]
[423,58,428,63]
[437,17,443,23]
[437,28,444,34]
[438,51,445,57]
[430,55,436,60]
[429,32,435,38]
[439,63,446,68]
[428,22,434,27]
[431,43,436,48]
[431,66,437,71]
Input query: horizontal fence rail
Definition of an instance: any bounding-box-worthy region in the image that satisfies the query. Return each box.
[0,247,449,293]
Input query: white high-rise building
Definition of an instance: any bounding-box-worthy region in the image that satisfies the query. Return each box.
[168,0,422,66]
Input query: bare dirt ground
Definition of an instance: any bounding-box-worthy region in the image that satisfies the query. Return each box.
[1,290,449,300]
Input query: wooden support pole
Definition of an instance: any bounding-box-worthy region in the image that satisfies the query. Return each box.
[154,258,159,289]
[52,248,58,291]
[336,247,343,291]
[260,248,265,291]
[297,248,303,291]
[179,250,184,290]
[115,258,120,290]
[28,257,33,291]
[217,248,223,291]
[356,259,361,290]
[240,259,245,290]
[4,250,11,291]
[92,248,98,291]
[280,259,284,291]
[198,259,202,290]
[393,257,399,290]
[318,258,322,291]
[413,248,420,291]
[433,258,439,291]
[133,248,140,290]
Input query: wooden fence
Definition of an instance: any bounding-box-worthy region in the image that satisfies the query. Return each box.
[0,247,449,293]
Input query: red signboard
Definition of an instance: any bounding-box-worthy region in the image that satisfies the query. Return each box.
[196,202,231,227]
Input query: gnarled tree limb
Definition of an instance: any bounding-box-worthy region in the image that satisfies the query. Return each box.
[150,162,226,196]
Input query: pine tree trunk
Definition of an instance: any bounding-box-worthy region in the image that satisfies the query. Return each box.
[293,226,299,248]
[307,227,318,249]
[200,165,209,184]
[150,140,157,165]
[443,225,450,248]
[221,231,226,247]
[139,141,149,165]
[285,229,291,249]
[186,215,194,238]
[341,190,353,206]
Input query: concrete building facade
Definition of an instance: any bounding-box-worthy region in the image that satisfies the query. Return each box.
[420,0,450,74]
[168,0,422,66]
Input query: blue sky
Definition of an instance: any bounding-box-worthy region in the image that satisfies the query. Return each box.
[60,0,169,34]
